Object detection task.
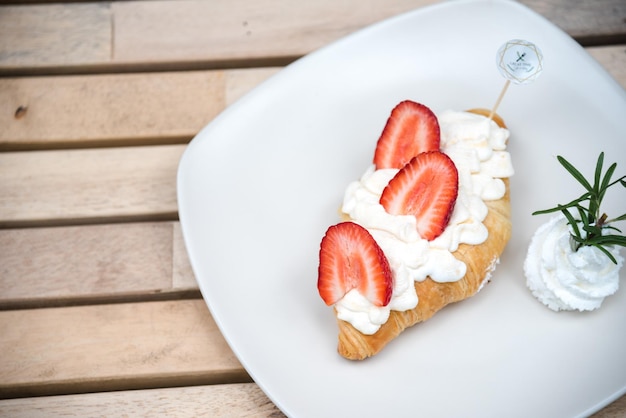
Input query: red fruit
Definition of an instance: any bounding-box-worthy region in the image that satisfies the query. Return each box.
[318,222,393,307]
[373,101,441,169]
[380,151,458,241]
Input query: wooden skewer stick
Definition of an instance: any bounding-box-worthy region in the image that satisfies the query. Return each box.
[489,79,511,120]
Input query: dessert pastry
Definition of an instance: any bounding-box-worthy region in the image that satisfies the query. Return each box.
[317,101,514,360]
[524,152,625,311]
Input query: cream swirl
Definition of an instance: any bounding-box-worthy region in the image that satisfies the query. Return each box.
[524,214,623,311]
[335,110,513,334]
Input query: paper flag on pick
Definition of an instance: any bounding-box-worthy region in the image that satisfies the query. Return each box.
[496,39,544,84]
[488,39,544,119]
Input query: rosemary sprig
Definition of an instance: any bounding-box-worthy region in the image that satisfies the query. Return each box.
[532,152,626,264]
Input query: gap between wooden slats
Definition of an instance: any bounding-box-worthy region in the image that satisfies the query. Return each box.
[0,299,250,399]
[0,1,624,76]
[0,68,280,151]
[0,221,198,310]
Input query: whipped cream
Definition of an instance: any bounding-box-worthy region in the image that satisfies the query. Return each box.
[524,214,623,311]
[335,110,514,334]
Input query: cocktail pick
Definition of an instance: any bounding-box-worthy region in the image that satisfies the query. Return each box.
[490,39,544,120]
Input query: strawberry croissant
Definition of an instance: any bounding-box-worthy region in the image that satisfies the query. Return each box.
[317,101,513,360]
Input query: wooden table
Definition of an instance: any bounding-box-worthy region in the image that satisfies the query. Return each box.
[0,0,624,416]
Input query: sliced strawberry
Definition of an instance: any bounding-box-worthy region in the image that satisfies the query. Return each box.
[318,222,393,307]
[380,151,458,241]
[373,101,441,169]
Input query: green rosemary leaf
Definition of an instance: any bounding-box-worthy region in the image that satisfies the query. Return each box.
[610,213,626,223]
[532,207,563,216]
[534,152,624,257]
[589,235,626,247]
[592,244,618,264]
[611,174,626,190]
[531,193,591,216]
[598,162,616,203]
[587,154,605,220]
[561,208,582,238]
[604,224,623,233]
[582,225,601,237]
[557,155,593,192]
[594,152,604,195]
[576,205,588,224]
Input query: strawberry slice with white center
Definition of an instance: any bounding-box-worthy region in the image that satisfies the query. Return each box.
[318,222,393,307]
[380,151,458,241]
[373,100,441,169]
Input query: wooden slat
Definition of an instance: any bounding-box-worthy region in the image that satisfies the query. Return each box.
[0,144,184,227]
[110,0,438,68]
[592,395,626,418]
[0,222,198,309]
[0,71,225,150]
[110,0,626,52]
[0,297,622,413]
[0,299,248,399]
[0,68,280,151]
[0,0,438,74]
[0,383,285,417]
[522,0,626,45]
[1,0,624,75]
[0,3,111,74]
[1,46,623,151]
[0,385,623,418]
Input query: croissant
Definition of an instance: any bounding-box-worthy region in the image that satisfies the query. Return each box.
[331,108,511,360]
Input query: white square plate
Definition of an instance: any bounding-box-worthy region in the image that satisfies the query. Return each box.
[177,0,626,416]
